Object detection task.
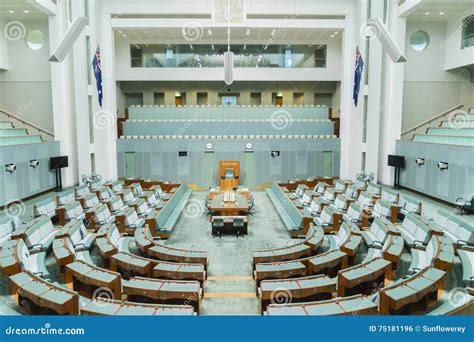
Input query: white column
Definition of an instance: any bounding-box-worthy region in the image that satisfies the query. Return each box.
[0,18,9,70]
[72,0,92,180]
[49,1,78,187]
[93,12,117,181]
[339,2,364,179]
[378,7,406,186]
[365,0,384,181]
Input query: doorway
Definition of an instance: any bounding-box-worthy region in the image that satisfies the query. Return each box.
[322,151,333,178]
[204,152,215,188]
[125,152,136,178]
[244,151,255,189]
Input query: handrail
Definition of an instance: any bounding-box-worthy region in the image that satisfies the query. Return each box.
[401,104,464,137]
[0,109,54,138]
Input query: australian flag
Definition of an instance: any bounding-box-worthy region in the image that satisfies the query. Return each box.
[353,46,364,107]
[92,46,103,107]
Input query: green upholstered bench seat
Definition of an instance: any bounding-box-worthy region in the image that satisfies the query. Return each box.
[266,182,309,234]
[149,183,192,236]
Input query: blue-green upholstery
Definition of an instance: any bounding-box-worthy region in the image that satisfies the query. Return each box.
[151,183,192,235]
[266,182,306,233]
[128,105,330,120]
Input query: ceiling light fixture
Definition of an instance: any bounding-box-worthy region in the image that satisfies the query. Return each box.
[425,12,430,15]
[439,12,444,15]
[208,29,212,36]
[24,10,29,13]
[9,10,15,13]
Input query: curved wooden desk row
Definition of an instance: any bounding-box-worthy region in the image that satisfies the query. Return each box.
[0,238,23,276]
[262,268,445,316]
[53,237,75,268]
[256,256,393,312]
[254,249,349,286]
[337,257,392,297]
[379,267,446,315]
[264,293,377,315]
[258,274,337,313]
[64,260,202,312]
[134,226,208,267]
[432,235,455,271]
[110,251,206,283]
[381,234,404,264]
[9,271,197,315]
[9,271,79,315]
[252,224,324,265]
[81,298,196,316]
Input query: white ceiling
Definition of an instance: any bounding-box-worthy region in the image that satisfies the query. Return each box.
[0,0,46,20]
[407,1,473,21]
[115,27,342,44]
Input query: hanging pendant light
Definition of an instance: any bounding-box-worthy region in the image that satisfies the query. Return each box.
[224,0,234,85]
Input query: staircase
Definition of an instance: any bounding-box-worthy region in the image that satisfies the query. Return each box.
[401,105,474,147]
[0,108,54,142]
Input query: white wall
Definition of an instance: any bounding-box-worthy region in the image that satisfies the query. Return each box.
[444,8,474,71]
[0,20,53,131]
[402,20,471,131]
[114,35,343,82]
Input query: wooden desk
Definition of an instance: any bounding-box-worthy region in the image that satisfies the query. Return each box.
[123,276,202,313]
[379,267,446,315]
[148,244,208,266]
[52,237,75,270]
[259,274,336,313]
[153,260,206,283]
[254,261,307,286]
[9,271,79,315]
[307,249,348,278]
[210,193,249,216]
[265,293,377,316]
[110,251,153,279]
[65,260,121,300]
[81,298,195,315]
[337,257,392,297]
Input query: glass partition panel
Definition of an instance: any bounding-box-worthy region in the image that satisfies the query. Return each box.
[130,44,327,68]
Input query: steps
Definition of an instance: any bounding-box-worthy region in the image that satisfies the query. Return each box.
[0,109,54,142]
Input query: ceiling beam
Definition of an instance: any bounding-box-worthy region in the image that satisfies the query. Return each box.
[397,0,428,17]
[111,18,345,30]
[26,0,57,16]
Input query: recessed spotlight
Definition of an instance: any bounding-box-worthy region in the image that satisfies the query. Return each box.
[9,10,15,13]
[122,34,126,37]
[439,12,444,15]
[425,12,430,15]
[330,34,334,38]
[334,31,338,34]
[118,30,122,34]
[23,10,29,13]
